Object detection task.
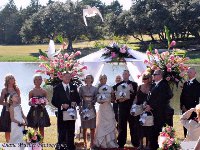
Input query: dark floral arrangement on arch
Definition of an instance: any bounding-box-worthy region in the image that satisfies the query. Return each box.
[143,26,189,87]
[36,37,87,87]
[101,42,134,62]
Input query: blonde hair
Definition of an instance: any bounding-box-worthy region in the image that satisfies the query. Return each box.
[196,104,200,116]
[99,74,107,80]
[33,74,42,83]
[4,74,18,91]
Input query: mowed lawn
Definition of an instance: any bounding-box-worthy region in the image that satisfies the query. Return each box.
[0,115,184,150]
[0,41,98,62]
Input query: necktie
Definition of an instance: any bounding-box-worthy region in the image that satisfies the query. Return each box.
[66,85,70,95]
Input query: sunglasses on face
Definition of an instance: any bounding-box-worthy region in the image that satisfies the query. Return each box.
[142,78,149,80]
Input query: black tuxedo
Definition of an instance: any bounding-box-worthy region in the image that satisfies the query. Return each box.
[180,79,200,110]
[52,82,80,150]
[180,78,200,137]
[114,80,138,148]
[147,80,173,150]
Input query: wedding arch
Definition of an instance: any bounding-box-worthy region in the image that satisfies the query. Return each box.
[78,49,148,85]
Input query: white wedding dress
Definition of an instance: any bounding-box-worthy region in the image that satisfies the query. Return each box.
[8,105,25,150]
[94,85,118,148]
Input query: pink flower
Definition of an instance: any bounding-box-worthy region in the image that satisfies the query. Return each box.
[179,72,185,77]
[146,50,151,55]
[167,68,172,72]
[169,55,175,61]
[170,41,176,47]
[144,59,149,64]
[75,51,81,56]
[175,78,179,82]
[81,66,87,70]
[120,48,126,53]
[58,53,63,59]
[39,55,48,61]
[32,135,37,141]
[166,63,172,68]
[111,52,116,58]
[166,77,171,81]
[64,53,69,59]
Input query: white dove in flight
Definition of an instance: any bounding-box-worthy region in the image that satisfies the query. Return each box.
[47,40,61,58]
[83,5,104,26]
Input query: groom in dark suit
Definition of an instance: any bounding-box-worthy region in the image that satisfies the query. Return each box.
[180,67,200,137]
[145,70,173,150]
[52,72,80,150]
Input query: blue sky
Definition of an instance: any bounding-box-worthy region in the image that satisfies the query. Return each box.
[0,0,132,10]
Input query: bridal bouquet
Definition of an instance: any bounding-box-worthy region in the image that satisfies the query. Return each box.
[101,42,134,62]
[144,27,189,87]
[36,39,87,86]
[97,85,112,103]
[158,125,181,150]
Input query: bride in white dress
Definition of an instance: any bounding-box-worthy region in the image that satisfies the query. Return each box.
[9,93,27,149]
[94,74,118,148]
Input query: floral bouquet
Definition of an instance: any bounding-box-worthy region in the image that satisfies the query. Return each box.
[97,85,112,103]
[158,125,181,150]
[29,97,48,106]
[101,42,134,62]
[116,83,131,100]
[36,39,87,86]
[144,26,189,87]
[23,129,43,143]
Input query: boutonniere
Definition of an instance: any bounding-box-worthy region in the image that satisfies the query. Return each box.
[102,86,108,91]
[70,90,74,93]
[121,83,128,89]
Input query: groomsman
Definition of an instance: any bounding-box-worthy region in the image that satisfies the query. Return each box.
[114,70,139,148]
[145,70,173,150]
[180,67,200,137]
[52,72,80,150]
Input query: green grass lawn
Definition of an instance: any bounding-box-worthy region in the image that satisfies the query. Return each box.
[0,38,199,63]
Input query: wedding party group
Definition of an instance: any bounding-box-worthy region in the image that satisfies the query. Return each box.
[1,66,200,150]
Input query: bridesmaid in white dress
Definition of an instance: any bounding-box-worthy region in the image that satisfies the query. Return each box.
[9,93,27,148]
[94,74,118,148]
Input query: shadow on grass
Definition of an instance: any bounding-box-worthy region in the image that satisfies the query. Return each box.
[29,52,40,58]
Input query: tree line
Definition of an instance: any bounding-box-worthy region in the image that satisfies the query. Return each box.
[0,0,200,50]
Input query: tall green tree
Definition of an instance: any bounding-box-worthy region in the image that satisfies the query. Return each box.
[0,0,22,44]
[20,1,91,50]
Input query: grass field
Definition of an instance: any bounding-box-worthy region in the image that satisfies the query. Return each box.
[0,115,184,150]
[0,38,199,63]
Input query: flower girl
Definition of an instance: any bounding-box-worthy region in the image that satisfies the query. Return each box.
[9,93,27,145]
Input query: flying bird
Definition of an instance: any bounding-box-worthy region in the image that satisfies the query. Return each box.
[83,5,104,26]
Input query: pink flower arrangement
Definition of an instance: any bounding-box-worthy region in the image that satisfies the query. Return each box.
[30,97,48,105]
[37,47,87,86]
[158,126,181,150]
[23,128,43,144]
[145,40,189,86]
[101,42,133,62]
